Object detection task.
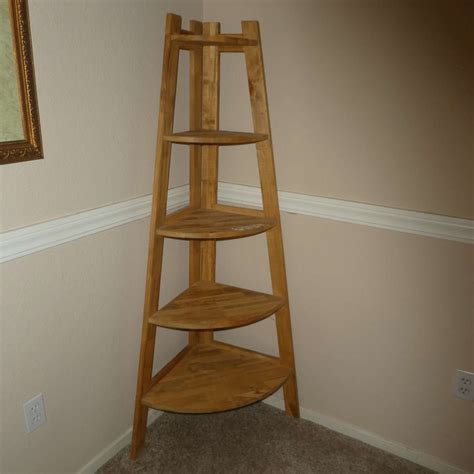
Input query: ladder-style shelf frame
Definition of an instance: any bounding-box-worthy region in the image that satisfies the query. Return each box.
[130,13,299,459]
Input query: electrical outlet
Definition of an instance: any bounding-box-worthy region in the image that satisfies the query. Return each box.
[23,393,46,432]
[453,370,474,401]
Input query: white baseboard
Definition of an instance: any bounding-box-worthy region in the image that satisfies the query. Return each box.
[263,396,469,474]
[77,411,162,474]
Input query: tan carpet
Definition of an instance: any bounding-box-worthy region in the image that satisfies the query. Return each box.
[97,403,433,473]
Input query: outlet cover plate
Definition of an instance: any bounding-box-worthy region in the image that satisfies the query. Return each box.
[23,393,46,432]
[453,370,474,401]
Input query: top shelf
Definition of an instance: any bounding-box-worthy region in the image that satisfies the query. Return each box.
[164,130,268,146]
[171,34,257,47]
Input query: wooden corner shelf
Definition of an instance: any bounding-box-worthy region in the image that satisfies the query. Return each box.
[150,280,285,330]
[142,341,291,414]
[130,14,299,459]
[157,208,275,240]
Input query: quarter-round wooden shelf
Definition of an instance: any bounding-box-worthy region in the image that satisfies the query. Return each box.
[157,208,275,240]
[142,341,291,414]
[164,130,268,145]
[150,281,285,330]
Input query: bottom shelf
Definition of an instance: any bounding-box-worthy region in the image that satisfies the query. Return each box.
[142,341,291,414]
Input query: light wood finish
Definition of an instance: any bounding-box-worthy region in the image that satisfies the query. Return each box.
[212,203,265,217]
[130,13,181,460]
[199,21,221,342]
[157,208,275,240]
[142,341,291,413]
[243,20,300,418]
[188,19,203,345]
[171,34,257,48]
[150,280,285,330]
[164,205,193,221]
[150,344,193,386]
[165,130,267,145]
[131,14,299,459]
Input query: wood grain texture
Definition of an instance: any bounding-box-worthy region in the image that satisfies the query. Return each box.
[150,280,285,330]
[142,341,291,413]
[157,208,275,240]
[212,203,265,217]
[130,13,182,459]
[171,34,257,47]
[243,20,300,418]
[132,14,300,459]
[188,19,203,345]
[165,130,267,145]
[199,21,221,342]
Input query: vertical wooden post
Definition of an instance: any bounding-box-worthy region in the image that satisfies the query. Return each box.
[130,13,182,459]
[199,21,221,343]
[188,20,203,345]
[242,20,300,418]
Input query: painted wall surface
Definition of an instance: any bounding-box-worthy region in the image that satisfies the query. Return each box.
[0,222,190,473]
[215,215,474,471]
[0,0,199,232]
[0,1,199,472]
[204,0,474,471]
[0,220,191,473]
[208,0,473,219]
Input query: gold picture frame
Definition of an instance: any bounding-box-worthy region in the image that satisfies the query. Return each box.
[0,0,42,165]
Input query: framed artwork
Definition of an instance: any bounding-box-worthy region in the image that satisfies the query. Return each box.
[0,0,42,165]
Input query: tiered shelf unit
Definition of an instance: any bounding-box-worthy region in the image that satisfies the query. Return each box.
[130,13,299,459]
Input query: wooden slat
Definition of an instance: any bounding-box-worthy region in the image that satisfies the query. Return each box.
[243,20,300,418]
[150,280,285,330]
[150,344,193,386]
[171,34,257,47]
[165,205,192,221]
[130,13,181,460]
[199,21,221,343]
[157,208,275,240]
[216,34,253,52]
[212,203,264,217]
[165,130,267,145]
[218,45,247,53]
[142,341,291,413]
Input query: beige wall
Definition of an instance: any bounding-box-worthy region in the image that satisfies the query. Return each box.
[216,215,473,471]
[209,0,473,219]
[204,0,474,471]
[0,222,189,473]
[0,0,200,472]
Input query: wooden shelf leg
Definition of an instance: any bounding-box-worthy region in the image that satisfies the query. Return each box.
[242,20,300,418]
[188,19,203,345]
[130,13,182,459]
[199,21,221,344]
